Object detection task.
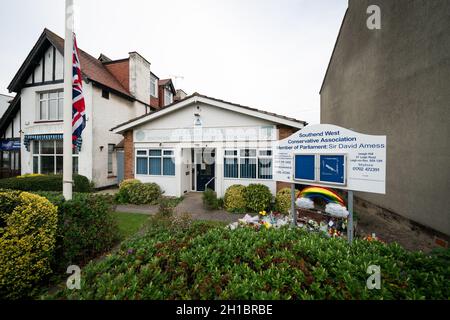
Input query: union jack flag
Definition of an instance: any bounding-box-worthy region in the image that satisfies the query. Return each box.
[72,34,86,151]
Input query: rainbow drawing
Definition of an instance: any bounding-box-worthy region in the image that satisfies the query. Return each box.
[298,186,345,206]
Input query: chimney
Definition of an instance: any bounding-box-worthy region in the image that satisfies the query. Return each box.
[174,89,188,102]
[128,52,150,102]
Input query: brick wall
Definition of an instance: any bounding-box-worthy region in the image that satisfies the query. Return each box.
[104,59,130,91]
[276,125,299,192]
[123,130,134,180]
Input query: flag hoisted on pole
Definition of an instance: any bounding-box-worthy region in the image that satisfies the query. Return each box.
[63,0,75,200]
[72,35,86,150]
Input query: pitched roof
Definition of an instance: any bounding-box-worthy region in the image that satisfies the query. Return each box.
[111,92,307,133]
[8,28,132,99]
[0,94,20,136]
[158,78,176,94]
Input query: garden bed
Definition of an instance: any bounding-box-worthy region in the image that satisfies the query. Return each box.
[45,216,449,300]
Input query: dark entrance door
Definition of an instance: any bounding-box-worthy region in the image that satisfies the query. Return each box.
[196,149,215,191]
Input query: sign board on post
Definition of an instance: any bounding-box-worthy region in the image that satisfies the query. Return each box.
[274,124,386,194]
[274,124,386,243]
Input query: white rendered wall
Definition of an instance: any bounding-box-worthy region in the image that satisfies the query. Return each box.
[91,86,146,188]
[19,81,94,181]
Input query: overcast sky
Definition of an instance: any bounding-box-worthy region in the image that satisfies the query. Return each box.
[0,0,347,124]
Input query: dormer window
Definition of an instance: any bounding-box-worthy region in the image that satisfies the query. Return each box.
[164,88,173,106]
[150,75,158,97]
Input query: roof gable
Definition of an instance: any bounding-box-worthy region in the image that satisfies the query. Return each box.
[8,29,132,99]
[111,93,306,133]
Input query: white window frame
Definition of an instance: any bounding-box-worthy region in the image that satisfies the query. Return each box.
[37,90,64,121]
[223,148,273,180]
[135,148,175,176]
[107,144,115,175]
[164,88,173,106]
[150,75,158,98]
[32,140,79,174]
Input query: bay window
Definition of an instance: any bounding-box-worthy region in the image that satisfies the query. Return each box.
[135,149,175,176]
[224,148,272,180]
[32,140,78,174]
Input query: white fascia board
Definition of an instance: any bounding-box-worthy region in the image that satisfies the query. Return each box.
[111,96,199,133]
[111,95,304,133]
[196,96,305,129]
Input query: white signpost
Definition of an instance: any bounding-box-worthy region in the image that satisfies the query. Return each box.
[273,124,387,243]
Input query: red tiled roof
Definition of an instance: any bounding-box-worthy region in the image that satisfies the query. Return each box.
[158,79,171,86]
[44,29,132,98]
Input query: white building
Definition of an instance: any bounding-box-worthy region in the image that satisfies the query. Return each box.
[111,93,307,197]
[0,94,13,118]
[1,28,175,187]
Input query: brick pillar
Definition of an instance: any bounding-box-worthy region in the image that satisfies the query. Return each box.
[123,130,134,180]
[276,125,299,192]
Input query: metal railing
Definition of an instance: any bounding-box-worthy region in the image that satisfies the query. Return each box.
[205,177,216,190]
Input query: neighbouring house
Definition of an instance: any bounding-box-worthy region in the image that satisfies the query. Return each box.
[111,93,307,197]
[149,72,177,109]
[0,94,20,179]
[0,28,179,188]
[320,0,450,236]
[0,93,13,117]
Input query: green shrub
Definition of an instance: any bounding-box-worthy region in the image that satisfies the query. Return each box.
[224,185,246,213]
[275,187,300,214]
[203,188,220,210]
[116,179,142,203]
[0,174,92,193]
[127,182,162,205]
[119,178,141,189]
[244,184,272,213]
[0,191,58,299]
[158,198,174,217]
[47,219,450,300]
[37,193,119,271]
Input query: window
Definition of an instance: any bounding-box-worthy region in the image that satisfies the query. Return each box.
[38,91,64,121]
[224,149,272,180]
[102,89,110,99]
[32,140,78,174]
[224,150,238,178]
[108,144,115,174]
[150,75,158,97]
[258,150,273,179]
[135,149,175,176]
[240,149,257,179]
[164,88,173,106]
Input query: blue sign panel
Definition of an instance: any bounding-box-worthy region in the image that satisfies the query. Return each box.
[319,155,345,184]
[0,139,20,151]
[294,154,315,181]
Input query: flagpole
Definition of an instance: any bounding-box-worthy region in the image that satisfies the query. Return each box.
[63,0,74,200]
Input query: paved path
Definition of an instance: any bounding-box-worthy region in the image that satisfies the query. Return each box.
[175,192,245,223]
[114,192,245,223]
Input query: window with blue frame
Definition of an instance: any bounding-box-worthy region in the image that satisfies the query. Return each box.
[135,149,175,176]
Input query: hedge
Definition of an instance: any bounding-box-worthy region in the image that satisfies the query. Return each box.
[275,187,300,214]
[224,185,246,213]
[0,191,58,299]
[244,184,272,213]
[116,179,142,203]
[46,217,450,300]
[35,192,120,271]
[0,174,92,193]
[115,180,162,205]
